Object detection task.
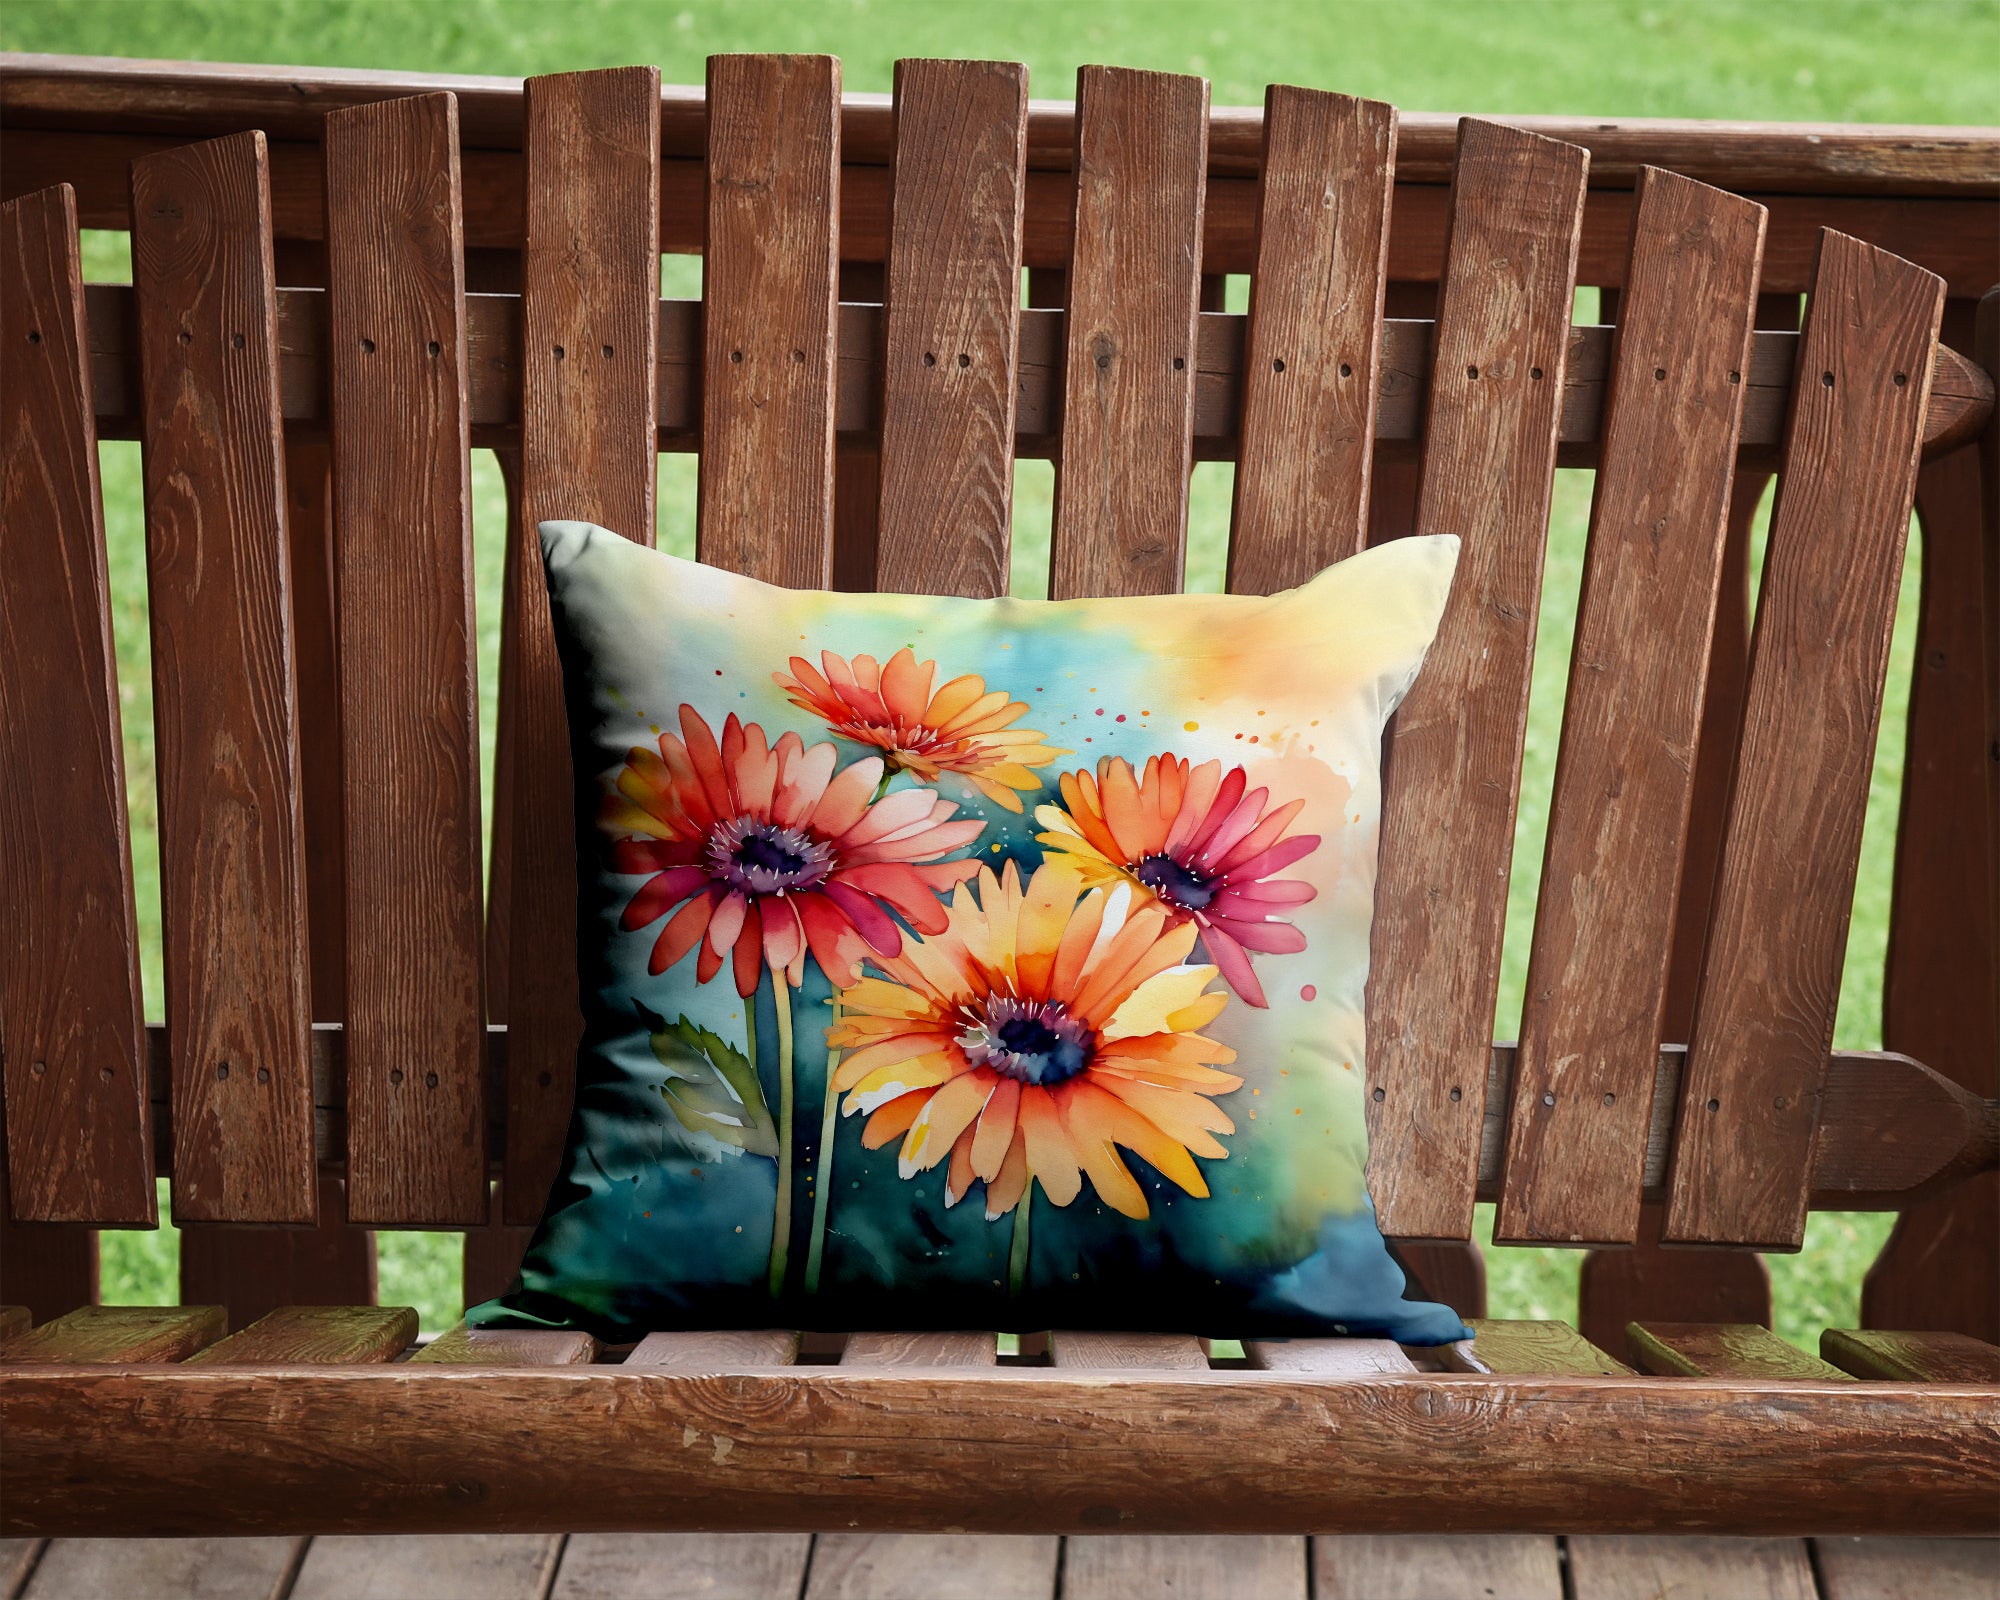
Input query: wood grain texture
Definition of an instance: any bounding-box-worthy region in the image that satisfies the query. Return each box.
[1245,1339,1417,1374]
[1666,231,1947,1249]
[6,1367,1997,1537]
[411,1320,599,1366]
[1628,1322,1850,1380]
[1866,1178,2000,1346]
[0,1308,28,1341]
[1822,1328,2000,1382]
[555,1534,813,1600]
[503,67,661,1226]
[288,1535,560,1600]
[699,53,839,585]
[1048,1331,1207,1369]
[183,1304,415,1365]
[1500,170,1765,1246]
[873,59,1027,599]
[0,1304,223,1363]
[625,1330,800,1367]
[1064,1536,1306,1600]
[20,1536,304,1600]
[128,131,316,1224]
[1814,1537,2000,1600]
[460,1176,532,1310]
[1576,1203,1770,1365]
[178,1171,375,1328]
[1315,1535,1562,1600]
[807,1534,1058,1600]
[1443,1319,1634,1376]
[1566,1537,1817,1600]
[841,1331,997,1367]
[1365,121,1589,1240]
[1391,1238,1486,1318]
[0,1205,96,1324]
[0,184,153,1224]
[1048,66,1209,600]
[323,92,487,1225]
[1228,88,1396,591]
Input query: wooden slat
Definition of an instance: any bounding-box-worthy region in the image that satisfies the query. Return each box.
[1628,1322,1850,1380]
[698,52,839,585]
[1364,120,1589,1239]
[625,1330,800,1367]
[0,1308,28,1341]
[1047,66,1208,599]
[807,1535,1059,1600]
[872,58,1027,598]
[128,131,316,1224]
[1245,1338,1416,1374]
[1048,1331,1207,1369]
[412,1320,599,1366]
[1439,1319,1634,1375]
[1315,1536,1562,1600]
[20,1537,304,1600]
[0,183,153,1225]
[178,1170,375,1328]
[323,92,487,1226]
[1499,170,1766,1246]
[1566,1537,1818,1600]
[289,1536,561,1600]
[0,1207,96,1325]
[184,1304,415,1365]
[841,1331,996,1367]
[1822,1329,2000,1383]
[1666,231,1947,1248]
[1228,88,1396,590]
[501,66,661,1226]
[1064,1537,1307,1600]
[1813,1537,2000,1600]
[461,1176,532,1309]
[555,1534,814,1600]
[1575,1202,1769,1365]
[0,1304,224,1363]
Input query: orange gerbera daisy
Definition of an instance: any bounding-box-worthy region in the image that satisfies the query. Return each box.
[773,647,1066,813]
[1035,756,1319,1009]
[827,861,1243,1221]
[602,705,985,997]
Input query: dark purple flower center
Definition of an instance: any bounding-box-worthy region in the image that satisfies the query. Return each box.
[959,996,1097,1087]
[1134,851,1217,911]
[706,816,834,896]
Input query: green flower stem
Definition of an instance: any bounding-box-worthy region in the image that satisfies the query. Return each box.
[768,968,796,1299]
[804,998,842,1295]
[1008,1187,1032,1297]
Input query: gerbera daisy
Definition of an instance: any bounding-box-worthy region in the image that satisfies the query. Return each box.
[602,705,985,997]
[827,860,1243,1222]
[773,647,1066,813]
[1034,755,1319,1008]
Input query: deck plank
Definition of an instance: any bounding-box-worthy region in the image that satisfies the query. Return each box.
[1,1304,225,1364]
[289,1535,561,1600]
[553,1534,813,1600]
[806,1534,1057,1600]
[1813,1537,2000,1599]
[21,1537,302,1600]
[411,1320,597,1365]
[1316,1534,1562,1599]
[1063,1536,1307,1600]
[1566,1536,1817,1600]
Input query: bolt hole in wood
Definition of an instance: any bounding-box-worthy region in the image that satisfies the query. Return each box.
[1821,370,1835,386]
[730,349,743,363]
[957,352,970,367]
[1273,357,1287,372]
[1707,1097,1721,1112]
[1654,366,1667,380]
[231,332,244,349]
[26,328,41,343]
[602,344,614,360]
[359,337,375,353]
[428,340,441,356]
[1449,1087,1462,1102]
[1729,369,1742,383]
[30,1061,45,1076]
[1894,370,1909,385]
[257,1067,270,1085]
[1372,1086,1385,1102]
[426,1072,439,1089]
[177,330,191,345]
[1530,366,1544,379]
[1338,361,1352,377]
[924,351,936,366]
[1173,355,1186,370]
[390,1069,404,1087]
[1467,364,1480,379]
[216,1062,228,1080]
[554,344,566,360]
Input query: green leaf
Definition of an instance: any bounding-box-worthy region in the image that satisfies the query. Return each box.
[650,1014,778,1159]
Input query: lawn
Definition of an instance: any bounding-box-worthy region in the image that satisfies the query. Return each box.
[12,0,1993,1342]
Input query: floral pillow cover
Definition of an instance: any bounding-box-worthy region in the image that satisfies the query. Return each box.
[471,521,1468,1346]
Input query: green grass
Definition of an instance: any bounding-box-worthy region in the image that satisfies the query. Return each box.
[21,0,1986,1342]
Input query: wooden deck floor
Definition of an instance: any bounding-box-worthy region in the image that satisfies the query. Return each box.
[4,1534,1995,1599]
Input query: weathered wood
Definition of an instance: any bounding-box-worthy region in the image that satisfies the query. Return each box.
[1441,1320,1634,1376]
[1065,1536,1307,1600]
[178,1171,376,1328]
[625,1330,800,1368]
[0,184,153,1225]
[128,131,317,1225]
[502,67,661,1227]
[323,92,487,1226]
[1315,1535,1562,1600]
[1822,1329,2000,1383]
[555,1533,814,1600]
[1668,231,1947,1249]
[288,1535,561,1600]
[1245,1339,1417,1375]
[1365,120,1589,1240]
[6,1367,1996,1536]
[0,1304,224,1364]
[698,53,839,586]
[873,58,1027,598]
[1048,66,1209,599]
[1813,1537,2000,1600]
[1576,1202,1770,1364]
[1867,1179,2000,1347]
[1390,1239,1486,1320]
[1228,89,1395,590]
[460,1176,532,1310]
[1566,1537,1818,1600]
[20,1536,304,1600]
[1627,1322,1850,1381]
[184,1304,415,1365]
[1049,1332,1208,1370]
[807,1534,1059,1600]
[0,1308,29,1341]
[842,1331,996,1367]
[1500,170,1765,1246]
[411,1321,598,1366]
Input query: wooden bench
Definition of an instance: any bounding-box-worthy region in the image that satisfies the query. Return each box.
[1,51,1997,1551]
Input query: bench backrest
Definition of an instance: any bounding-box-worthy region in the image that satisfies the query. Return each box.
[1,57,1991,1287]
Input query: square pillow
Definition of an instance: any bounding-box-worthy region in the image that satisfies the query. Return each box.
[473,522,1468,1346]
